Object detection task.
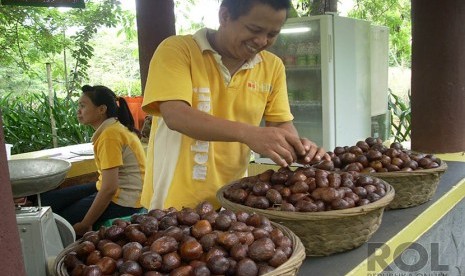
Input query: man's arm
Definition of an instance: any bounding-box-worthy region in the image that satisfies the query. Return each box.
[159,100,307,167]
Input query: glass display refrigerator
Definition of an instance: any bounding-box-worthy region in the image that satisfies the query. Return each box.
[269,14,389,151]
[370,24,390,142]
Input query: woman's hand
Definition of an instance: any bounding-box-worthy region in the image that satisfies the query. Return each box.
[73,221,92,237]
[77,167,119,237]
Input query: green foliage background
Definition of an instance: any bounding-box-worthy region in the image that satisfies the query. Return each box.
[1,92,93,154]
[0,0,134,97]
[0,0,139,154]
[388,89,411,142]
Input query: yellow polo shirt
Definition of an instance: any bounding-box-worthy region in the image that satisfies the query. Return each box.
[92,118,145,208]
[141,28,293,210]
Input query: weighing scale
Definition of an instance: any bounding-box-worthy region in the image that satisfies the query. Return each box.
[9,159,76,276]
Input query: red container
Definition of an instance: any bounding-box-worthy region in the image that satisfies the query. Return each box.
[124,96,147,130]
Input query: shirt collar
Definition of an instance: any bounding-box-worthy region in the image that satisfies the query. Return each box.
[91,117,118,143]
[193,28,263,68]
[193,28,214,53]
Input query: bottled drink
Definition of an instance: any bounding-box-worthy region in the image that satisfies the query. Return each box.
[314,41,321,65]
[296,42,307,66]
[306,42,315,66]
[283,43,296,66]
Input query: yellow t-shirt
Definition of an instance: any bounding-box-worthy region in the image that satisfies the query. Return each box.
[92,118,145,208]
[141,28,293,210]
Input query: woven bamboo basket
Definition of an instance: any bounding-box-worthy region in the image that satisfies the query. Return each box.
[217,180,395,256]
[367,160,447,209]
[53,240,79,276]
[260,221,306,276]
[53,221,306,276]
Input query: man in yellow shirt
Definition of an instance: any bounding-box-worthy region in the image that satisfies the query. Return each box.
[141,0,329,210]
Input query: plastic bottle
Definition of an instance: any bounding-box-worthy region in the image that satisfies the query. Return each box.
[371,121,380,138]
[306,42,315,66]
[284,43,296,66]
[314,41,321,65]
[296,42,307,66]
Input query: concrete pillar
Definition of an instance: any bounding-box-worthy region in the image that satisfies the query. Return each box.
[135,0,176,93]
[0,112,26,275]
[411,0,465,153]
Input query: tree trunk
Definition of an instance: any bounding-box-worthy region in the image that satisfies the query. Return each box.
[310,0,337,15]
[135,0,176,93]
[410,0,465,152]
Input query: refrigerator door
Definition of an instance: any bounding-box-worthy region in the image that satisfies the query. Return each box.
[370,25,389,117]
[270,15,372,151]
[270,16,334,150]
[332,15,372,148]
[370,25,390,141]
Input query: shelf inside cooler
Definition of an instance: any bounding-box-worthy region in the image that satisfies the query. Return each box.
[285,65,321,71]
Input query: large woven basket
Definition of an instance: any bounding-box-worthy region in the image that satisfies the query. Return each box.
[260,221,306,276]
[53,240,79,276]
[217,180,394,256]
[367,160,447,209]
[53,222,305,276]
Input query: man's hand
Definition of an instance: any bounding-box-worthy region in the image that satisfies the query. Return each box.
[296,138,331,165]
[243,126,305,167]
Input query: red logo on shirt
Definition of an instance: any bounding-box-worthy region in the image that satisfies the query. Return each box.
[247,82,256,89]
[247,81,271,93]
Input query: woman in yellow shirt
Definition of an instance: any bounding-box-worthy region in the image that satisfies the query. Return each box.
[40,85,146,236]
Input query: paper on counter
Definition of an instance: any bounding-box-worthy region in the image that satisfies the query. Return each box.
[66,155,95,162]
[70,148,94,156]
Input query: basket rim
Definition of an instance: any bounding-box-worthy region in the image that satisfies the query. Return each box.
[263,221,306,275]
[217,178,395,220]
[364,159,447,177]
[54,240,81,276]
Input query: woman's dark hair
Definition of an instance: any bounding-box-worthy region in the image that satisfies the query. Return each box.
[220,0,291,20]
[81,85,139,135]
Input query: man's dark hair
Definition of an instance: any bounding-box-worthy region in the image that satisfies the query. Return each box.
[220,0,291,20]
